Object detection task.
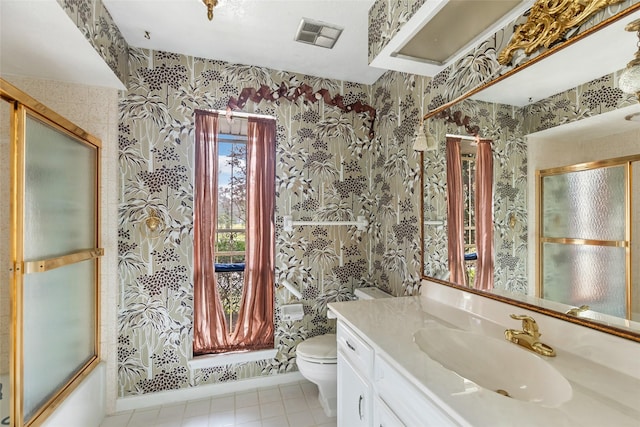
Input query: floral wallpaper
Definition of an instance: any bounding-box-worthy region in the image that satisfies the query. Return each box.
[58,0,129,85]
[368,0,639,111]
[523,70,637,133]
[117,49,422,396]
[422,97,528,294]
[368,0,427,63]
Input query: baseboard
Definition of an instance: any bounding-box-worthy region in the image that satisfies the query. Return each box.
[114,371,305,413]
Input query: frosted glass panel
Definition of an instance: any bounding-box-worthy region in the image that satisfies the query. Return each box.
[542,166,625,241]
[22,260,95,421]
[542,243,626,317]
[24,116,96,260]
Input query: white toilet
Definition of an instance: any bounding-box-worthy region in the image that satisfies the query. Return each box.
[295,287,392,417]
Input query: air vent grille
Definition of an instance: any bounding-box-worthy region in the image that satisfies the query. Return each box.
[295,18,343,49]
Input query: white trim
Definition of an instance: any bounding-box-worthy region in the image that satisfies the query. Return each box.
[114,371,305,413]
[187,348,278,370]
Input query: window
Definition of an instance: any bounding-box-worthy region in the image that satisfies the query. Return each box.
[215,134,247,332]
[462,149,477,285]
[193,111,276,356]
[447,136,493,290]
[462,154,476,252]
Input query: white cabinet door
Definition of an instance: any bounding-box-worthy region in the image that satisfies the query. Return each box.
[337,351,371,427]
[374,396,405,427]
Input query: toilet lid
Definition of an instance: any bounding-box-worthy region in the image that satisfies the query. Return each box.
[296,334,337,360]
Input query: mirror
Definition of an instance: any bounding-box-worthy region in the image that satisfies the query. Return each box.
[421,4,640,341]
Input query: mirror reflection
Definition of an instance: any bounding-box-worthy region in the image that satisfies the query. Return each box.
[422,9,640,335]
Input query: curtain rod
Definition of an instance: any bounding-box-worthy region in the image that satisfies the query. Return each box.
[445,133,491,142]
[214,109,275,120]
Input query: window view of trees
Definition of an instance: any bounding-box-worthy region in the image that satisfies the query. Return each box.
[216,138,247,264]
[215,135,247,331]
[462,155,476,285]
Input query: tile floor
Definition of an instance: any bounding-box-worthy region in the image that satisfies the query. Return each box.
[100,380,336,427]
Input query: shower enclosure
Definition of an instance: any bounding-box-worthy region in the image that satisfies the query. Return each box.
[538,156,638,320]
[1,79,101,427]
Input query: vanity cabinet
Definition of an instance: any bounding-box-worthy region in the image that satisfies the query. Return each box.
[337,322,460,427]
[373,396,404,426]
[375,355,458,426]
[336,322,373,427]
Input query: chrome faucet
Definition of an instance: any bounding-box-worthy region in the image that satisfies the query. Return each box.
[504,314,556,357]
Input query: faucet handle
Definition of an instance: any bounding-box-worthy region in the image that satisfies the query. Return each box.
[566,305,589,316]
[509,314,540,338]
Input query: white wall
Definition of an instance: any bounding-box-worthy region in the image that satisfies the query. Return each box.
[42,363,106,427]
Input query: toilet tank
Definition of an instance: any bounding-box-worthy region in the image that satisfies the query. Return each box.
[354,287,392,300]
[327,287,392,319]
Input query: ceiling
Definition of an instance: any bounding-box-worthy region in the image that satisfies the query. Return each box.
[102,0,385,85]
[1,0,638,110]
[0,0,125,89]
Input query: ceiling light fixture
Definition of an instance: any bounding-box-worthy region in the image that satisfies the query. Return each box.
[202,0,218,21]
[619,19,640,101]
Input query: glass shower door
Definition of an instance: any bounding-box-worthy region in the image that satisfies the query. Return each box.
[540,163,629,318]
[20,115,99,423]
[2,76,102,427]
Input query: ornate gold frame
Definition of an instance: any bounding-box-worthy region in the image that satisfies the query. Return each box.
[499,0,625,65]
[423,2,640,121]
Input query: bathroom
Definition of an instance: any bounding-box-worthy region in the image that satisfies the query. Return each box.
[1,0,640,426]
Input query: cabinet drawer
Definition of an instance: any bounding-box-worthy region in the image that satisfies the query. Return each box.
[337,322,374,375]
[375,355,461,426]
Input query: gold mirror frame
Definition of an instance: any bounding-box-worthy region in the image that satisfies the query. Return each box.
[420,1,640,343]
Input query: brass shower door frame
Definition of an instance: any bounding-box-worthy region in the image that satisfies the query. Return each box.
[536,155,638,319]
[1,79,102,427]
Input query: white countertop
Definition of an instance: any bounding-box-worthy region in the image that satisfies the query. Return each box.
[328,295,640,427]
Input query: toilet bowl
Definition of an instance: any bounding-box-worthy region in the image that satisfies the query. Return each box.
[296,333,338,417]
[295,287,392,417]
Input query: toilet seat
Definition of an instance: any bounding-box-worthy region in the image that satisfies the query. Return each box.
[296,334,337,364]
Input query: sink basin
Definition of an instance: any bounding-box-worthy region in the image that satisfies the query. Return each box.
[413,327,572,407]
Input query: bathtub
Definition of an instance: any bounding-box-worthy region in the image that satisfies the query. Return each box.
[0,375,8,426]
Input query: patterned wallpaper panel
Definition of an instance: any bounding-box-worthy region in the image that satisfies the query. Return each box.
[118,49,421,396]
[523,70,637,133]
[58,0,129,86]
[422,97,528,294]
[368,0,427,63]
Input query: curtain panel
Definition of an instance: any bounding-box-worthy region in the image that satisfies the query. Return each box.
[474,140,494,290]
[193,110,229,354]
[193,111,276,355]
[446,137,467,286]
[230,117,276,350]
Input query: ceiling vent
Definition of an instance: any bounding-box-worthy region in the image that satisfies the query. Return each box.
[295,18,343,49]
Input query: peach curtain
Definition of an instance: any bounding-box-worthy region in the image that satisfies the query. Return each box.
[474,140,494,290]
[446,137,467,286]
[193,110,230,355]
[229,117,275,350]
